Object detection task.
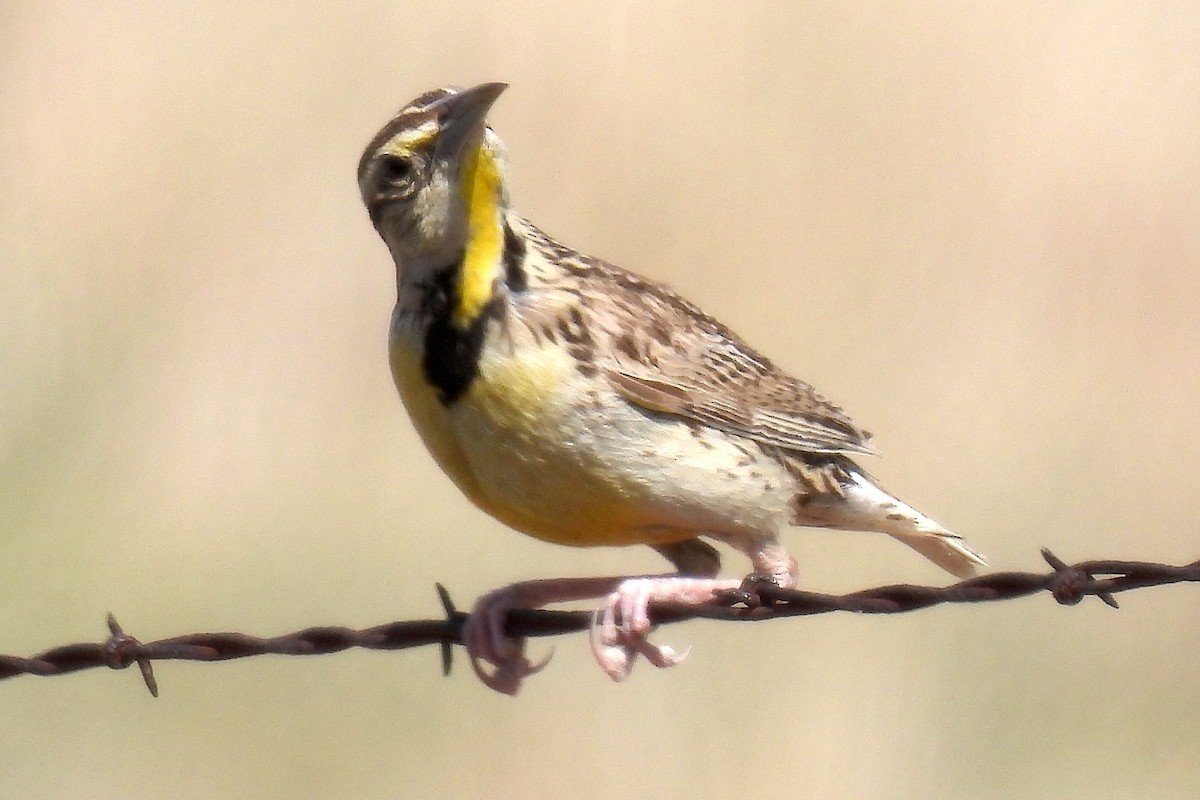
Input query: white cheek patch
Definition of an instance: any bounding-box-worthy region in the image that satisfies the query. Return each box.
[414,172,463,249]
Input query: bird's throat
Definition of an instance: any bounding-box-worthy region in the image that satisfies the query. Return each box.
[454,142,504,329]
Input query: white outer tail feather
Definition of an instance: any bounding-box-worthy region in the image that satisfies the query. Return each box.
[886,527,987,579]
[840,471,987,579]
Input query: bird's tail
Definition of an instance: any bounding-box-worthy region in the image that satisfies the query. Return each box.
[884,525,987,579]
[811,468,987,579]
[848,470,986,578]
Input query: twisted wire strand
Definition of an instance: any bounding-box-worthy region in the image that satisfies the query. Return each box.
[2,549,1195,696]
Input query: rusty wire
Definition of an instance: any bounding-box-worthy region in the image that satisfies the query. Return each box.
[1,549,1196,696]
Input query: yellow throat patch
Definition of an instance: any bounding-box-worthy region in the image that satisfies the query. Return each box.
[453,142,503,329]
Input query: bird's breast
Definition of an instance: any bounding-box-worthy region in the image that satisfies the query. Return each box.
[389,303,606,537]
[389,300,797,546]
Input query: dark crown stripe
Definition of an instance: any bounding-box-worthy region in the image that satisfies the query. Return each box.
[356,88,456,181]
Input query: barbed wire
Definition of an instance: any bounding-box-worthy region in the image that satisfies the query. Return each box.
[1,549,1195,696]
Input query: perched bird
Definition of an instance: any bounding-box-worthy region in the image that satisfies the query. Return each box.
[358,82,985,694]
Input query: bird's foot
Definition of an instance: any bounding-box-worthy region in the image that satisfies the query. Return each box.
[462,585,552,695]
[589,577,741,681]
[462,575,743,691]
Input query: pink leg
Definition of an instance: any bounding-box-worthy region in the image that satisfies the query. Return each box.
[465,574,740,692]
[587,536,799,682]
[464,536,798,693]
[464,576,628,694]
[589,576,743,681]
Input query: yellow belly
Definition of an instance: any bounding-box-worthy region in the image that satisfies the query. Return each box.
[391,334,666,545]
[390,323,795,547]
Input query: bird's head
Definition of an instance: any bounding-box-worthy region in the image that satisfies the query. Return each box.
[358,82,510,269]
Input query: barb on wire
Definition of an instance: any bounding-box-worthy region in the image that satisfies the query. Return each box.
[2,549,1196,696]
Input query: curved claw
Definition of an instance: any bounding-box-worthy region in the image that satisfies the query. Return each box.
[639,641,690,669]
[589,606,635,680]
[461,575,735,690]
[462,589,553,695]
[468,647,553,695]
[588,580,696,681]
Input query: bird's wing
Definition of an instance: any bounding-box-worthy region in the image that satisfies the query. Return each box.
[591,267,877,457]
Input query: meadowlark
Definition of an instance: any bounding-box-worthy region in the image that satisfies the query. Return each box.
[358,82,985,694]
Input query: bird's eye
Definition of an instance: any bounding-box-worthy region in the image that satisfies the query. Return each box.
[380,154,413,183]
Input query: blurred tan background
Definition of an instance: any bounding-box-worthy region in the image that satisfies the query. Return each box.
[3,2,1199,798]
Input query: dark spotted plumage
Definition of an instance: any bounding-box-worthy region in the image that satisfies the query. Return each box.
[359,82,987,694]
[502,222,528,292]
[512,217,877,458]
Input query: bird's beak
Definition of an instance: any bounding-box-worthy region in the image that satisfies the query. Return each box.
[433,82,508,163]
